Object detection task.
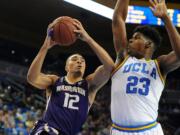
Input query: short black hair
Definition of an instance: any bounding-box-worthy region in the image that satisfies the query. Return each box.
[133,25,162,49]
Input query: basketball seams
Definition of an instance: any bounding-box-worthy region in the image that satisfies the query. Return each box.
[52,17,77,46]
[58,22,63,44]
[60,21,74,45]
[59,22,69,44]
[62,19,76,43]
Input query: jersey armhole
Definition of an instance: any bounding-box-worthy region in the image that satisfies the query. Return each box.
[111,55,129,77]
[48,77,61,93]
[154,59,166,84]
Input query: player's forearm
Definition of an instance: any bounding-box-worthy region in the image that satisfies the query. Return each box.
[112,0,129,54]
[163,15,180,59]
[86,37,114,72]
[27,41,49,82]
[113,0,129,22]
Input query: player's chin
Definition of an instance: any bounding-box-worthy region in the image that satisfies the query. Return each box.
[128,48,138,54]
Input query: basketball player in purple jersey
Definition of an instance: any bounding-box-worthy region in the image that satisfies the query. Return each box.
[27,19,114,135]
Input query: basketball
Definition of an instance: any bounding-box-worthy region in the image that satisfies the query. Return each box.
[51,16,77,46]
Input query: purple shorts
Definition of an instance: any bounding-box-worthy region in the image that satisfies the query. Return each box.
[30,120,62,135]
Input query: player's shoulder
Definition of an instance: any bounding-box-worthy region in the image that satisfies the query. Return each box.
[112,54,130,74]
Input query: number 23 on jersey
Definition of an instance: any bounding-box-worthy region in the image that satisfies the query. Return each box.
[126,76,151,96]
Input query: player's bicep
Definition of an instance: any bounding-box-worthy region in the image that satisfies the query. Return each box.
[158,51,180,74]
[112,17,127,54]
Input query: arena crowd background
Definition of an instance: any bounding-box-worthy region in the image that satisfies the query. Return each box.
[0,0,180,134]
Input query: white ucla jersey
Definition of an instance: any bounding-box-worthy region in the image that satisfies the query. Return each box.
[111,56,165,126]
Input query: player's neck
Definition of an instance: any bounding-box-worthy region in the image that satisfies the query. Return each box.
[132,53,152,60]
[66,73,83,84]
[144,53,152,60]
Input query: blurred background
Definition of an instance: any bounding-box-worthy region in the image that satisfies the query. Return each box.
[0,0,180,135]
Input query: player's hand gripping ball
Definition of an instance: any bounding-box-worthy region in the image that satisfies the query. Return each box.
[49,16,77,46]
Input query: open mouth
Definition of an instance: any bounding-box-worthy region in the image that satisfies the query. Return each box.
[77,65,82,69]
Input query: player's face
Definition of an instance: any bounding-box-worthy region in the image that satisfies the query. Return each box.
[128,32,148,58]
[66,54,86,76]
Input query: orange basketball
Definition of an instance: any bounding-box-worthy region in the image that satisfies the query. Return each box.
[51,16,77,46]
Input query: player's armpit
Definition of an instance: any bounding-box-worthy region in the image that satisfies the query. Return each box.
[157,51,180,75]
[27,74,59,90]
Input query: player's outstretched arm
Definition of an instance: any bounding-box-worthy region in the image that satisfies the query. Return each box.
[112,0,129,63]
[73,19,114,105]
[27,25,58,90]
[150,0,180,74]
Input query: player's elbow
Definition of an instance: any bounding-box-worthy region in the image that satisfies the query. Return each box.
[102,63,114,74]
[102,68,112,80]
[176,50,180,60]
[27,72,37,85]
[27,77,35,88]
[174,50,180,60]
[27,74,34,84]
[107,64,115,73]
[112,13,126,26]
[113,14,121,26]
[27,75,45,90]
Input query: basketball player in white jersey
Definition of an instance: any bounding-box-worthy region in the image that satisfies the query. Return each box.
[111,0,180,134]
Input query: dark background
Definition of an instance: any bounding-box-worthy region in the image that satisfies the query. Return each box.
[0,0,180,134]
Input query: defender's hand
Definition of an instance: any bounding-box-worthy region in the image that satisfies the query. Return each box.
[72,19,91,42]
[149,0,168,19]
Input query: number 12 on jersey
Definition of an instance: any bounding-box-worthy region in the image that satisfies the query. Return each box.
[63,93,80,110]
[126,76,150,96]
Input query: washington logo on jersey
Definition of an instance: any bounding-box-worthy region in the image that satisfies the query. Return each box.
[56,85,86,96]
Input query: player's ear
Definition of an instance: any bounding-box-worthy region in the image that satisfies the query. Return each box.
[65,64,68,72]
[65,62,69,72]
[144,40,152,49]
[65,58,69,72]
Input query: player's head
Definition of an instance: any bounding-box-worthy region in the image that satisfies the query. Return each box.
[65,54,86,77]
[128,25,161,58]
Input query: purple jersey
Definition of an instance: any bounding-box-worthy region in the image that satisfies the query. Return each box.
[42,76,89,135]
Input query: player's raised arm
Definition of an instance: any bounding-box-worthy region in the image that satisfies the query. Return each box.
[73,19,114,105]
[27,25,58,90]
[112,0,129,62]
[149,0,180,74]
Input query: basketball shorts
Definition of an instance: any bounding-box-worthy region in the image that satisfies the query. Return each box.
[30,120,62,135]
